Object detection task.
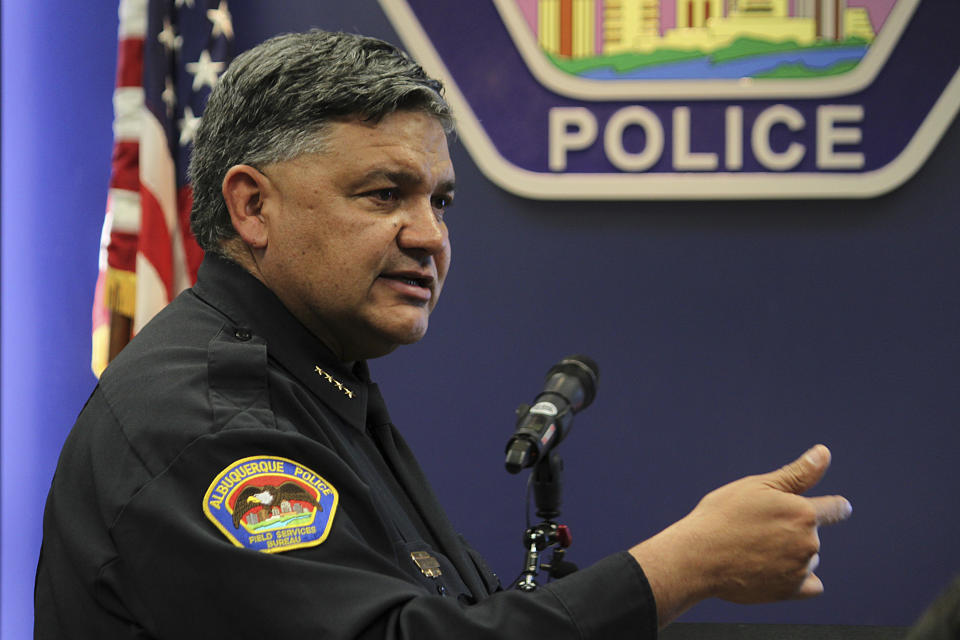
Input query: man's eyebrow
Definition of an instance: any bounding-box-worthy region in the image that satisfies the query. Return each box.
[353,169,455,193]
[437,178,456,196]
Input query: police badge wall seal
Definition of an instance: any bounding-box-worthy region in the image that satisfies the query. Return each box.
[381,0,960,200]
[203,455,339,553]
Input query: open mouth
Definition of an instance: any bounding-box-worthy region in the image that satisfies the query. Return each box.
[394,276,428,287]
[381,273,432,289]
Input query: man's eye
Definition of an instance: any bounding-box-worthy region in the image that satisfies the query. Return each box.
[367,188,398,202]
[432,195,453,211]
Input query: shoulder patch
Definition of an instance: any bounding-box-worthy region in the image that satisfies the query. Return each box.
[203,455,338,553]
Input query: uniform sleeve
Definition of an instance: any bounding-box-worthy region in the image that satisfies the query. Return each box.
[103,427,658,640]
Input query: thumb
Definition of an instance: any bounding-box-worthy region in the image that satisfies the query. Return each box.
[766,444,831,495]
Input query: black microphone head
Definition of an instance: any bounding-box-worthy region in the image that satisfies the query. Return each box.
[547,355,599,410]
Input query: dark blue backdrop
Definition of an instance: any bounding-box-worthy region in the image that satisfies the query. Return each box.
[3,1,958,638]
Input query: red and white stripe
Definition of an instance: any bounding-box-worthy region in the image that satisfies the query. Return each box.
[93,0,202,375]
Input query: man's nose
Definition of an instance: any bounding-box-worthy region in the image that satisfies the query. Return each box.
[398,198,446,255]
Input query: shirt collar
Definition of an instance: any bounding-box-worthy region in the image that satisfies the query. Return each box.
[191,254,370,432]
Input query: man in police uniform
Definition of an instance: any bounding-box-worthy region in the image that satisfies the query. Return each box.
[36,30,851,639]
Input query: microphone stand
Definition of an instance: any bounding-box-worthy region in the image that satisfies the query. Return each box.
[515,450,577,591]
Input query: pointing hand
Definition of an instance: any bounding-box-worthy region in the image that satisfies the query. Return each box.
[630,445,852,625]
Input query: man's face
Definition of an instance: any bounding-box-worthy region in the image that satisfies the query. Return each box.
[253,110,454,362]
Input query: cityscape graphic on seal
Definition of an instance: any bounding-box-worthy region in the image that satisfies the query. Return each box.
[510,0,896,80]
[229,480,320,533]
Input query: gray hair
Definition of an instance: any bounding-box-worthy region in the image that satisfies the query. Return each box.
[188,29,453,253]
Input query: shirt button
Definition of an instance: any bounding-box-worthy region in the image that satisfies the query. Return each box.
[436,585,447,596]
[234,328,252,341]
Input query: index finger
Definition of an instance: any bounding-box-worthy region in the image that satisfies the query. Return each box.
[808,495,853,526]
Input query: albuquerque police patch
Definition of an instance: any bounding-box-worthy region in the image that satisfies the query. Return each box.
[203,455,338,553]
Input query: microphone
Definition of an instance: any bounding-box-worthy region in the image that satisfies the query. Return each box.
[504,355,599,474]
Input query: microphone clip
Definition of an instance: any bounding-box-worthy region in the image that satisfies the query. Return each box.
[513,450,578,591]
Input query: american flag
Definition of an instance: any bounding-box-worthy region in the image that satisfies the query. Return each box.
[92,0,233,375]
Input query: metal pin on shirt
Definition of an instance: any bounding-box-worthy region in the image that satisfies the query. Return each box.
[410,551,442,578]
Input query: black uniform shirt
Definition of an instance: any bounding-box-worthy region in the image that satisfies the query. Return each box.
[36,254,657,639]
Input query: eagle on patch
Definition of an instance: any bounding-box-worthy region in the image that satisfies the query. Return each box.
[231,482,321,529]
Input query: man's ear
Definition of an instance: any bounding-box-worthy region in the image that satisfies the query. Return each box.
[222,165,272,250]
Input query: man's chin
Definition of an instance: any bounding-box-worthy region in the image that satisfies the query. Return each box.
[389,324,429,347]
[358,322,429,360]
